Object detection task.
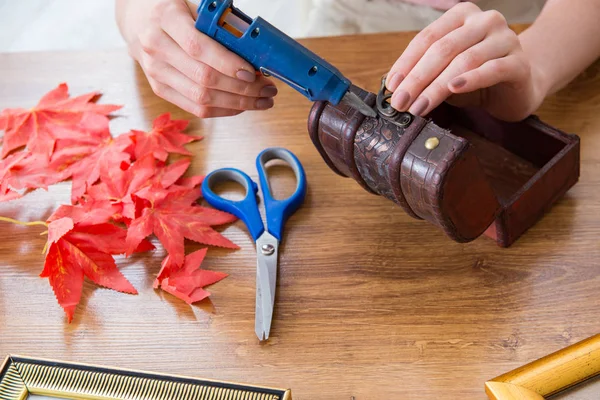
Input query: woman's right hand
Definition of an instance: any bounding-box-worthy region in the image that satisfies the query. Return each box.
[116,0,277,118]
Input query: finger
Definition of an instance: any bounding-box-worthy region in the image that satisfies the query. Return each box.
[448,54,529,95]
[386,2,481,91]
[147,60,274,111]
[158,1,257,82]
[146,77,243,119]
[144,30,277,98]
[408,31,518,116]
[391,11,505,112]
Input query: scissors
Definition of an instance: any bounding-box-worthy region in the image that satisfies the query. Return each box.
[201,147,307,341]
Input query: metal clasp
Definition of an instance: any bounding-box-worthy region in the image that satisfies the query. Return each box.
[376,75,413,128]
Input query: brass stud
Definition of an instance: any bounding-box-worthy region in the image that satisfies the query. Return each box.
[425,137,440,150]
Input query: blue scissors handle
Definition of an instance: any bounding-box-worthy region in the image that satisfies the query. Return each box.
[202,168,265,241]
[256,148,307,241]
[202,148,307,243]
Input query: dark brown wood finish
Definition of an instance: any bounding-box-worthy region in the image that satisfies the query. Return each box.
[1,29,599,400]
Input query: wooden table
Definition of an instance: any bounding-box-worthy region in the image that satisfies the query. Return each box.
[1,30,599,400]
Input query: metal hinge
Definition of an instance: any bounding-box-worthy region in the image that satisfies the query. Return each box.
[376,75,413,129]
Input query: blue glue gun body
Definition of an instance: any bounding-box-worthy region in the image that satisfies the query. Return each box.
[195,0,350,105]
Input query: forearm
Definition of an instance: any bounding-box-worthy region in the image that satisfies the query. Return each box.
[115,0,139,45]
[519,0,600,97]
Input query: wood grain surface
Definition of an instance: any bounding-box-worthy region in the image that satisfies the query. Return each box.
[0,29,599,400]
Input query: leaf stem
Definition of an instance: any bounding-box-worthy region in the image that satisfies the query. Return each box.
[0,216,48,228]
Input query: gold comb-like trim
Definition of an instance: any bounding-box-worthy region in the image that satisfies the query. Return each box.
[485,334,600,400]
[0,355,292,400]
[0,359,26,400]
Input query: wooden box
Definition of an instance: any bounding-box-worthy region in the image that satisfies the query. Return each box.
[308,86,580,247]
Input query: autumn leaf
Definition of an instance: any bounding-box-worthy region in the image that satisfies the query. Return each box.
[47,201,121,226]
[86,154,156,220]
[162,160,205,190]
[153,158,190,188]
[130,113,202,162]
[155,248,227,304]
[54,133,133,203]
[133,158,189,200]
[3,152,72,192]
[0,109,8,133]
[1,88,239,322]
[42,217,153,322]
[0,151,29,201]
[0,83,121,160]
[0,114,118,202]
[126,187,238,266]
[0,150,71,200]
[47,217,74,244]
[134,158,202,199]
[153,113,202,147]
[0,189,23,202]
[175,175,205,189]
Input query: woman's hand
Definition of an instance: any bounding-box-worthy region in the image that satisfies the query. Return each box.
[116,0,277,118]
[386,3,546,122]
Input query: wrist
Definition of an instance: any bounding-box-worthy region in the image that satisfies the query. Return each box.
[116,0,145,60]
[528,59,551,113]
[518,29,553,113]
[116,0,134,43]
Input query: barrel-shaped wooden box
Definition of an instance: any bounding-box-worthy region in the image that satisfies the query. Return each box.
[307,86,580,247]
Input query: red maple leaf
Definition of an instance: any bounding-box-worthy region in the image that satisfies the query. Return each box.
[155,248,228,304]
[0,109,8,131]
[54,133,133,203]
[162,160,205,191]
[0,151,29,201]
[0,109,10,145]
[130,113,202,162]
[1,89,240,321]
[47,201,121,226]
[126,187,238,266]
[0,189,22,202]
[0,114,119,202]
[134,158,202,199]
[86,154,156,221]
[175,175,204,189]
[42,217,153,322]
[3,152,72,192]
[0,83,121,159]
[152,158,190,188]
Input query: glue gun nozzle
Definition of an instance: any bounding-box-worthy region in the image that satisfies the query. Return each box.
[341,90,377,118]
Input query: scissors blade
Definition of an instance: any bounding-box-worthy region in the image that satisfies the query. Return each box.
[255,232,279,341]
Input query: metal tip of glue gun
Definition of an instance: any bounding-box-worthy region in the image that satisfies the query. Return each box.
[342,91,377,118]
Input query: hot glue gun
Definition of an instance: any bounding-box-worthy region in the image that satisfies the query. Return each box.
[194,0,377,117]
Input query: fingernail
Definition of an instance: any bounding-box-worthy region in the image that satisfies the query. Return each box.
[392,90,411,111]
[410,96,430,116]
[387,73,405,91]
[259,85,278,97]
[450,77,467,89]
[255,97,274,109]
[236,69,256,83]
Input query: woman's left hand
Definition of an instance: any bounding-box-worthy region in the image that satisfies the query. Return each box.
[386,3,545,122]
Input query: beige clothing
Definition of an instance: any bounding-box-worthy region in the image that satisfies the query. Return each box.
[402,0,476,11]
[304,0,547,37]
[235,0,546,38]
